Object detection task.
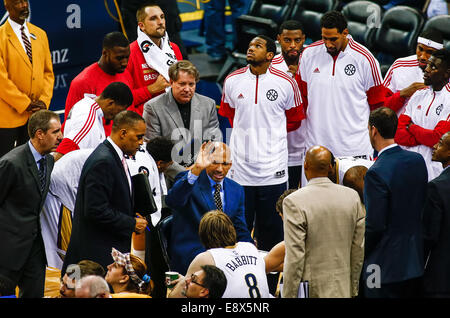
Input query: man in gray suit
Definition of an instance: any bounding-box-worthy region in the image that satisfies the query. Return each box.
[143,60,222,173]
[282,145,365,298]
[0,110,62,298]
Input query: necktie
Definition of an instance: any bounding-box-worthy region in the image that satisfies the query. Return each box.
[122,157,132,193]
[38,157,46,192]
[21,25,32,64]
[213,183,223,211]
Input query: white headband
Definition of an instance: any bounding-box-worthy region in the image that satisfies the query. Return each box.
[418,37,444,50]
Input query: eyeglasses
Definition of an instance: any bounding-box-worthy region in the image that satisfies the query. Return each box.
[190,274,206,288]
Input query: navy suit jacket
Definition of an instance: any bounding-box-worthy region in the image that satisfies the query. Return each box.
[423,167,450,294]
[62,140,136,274]
[165,170,253,274]
[363,145,428,284]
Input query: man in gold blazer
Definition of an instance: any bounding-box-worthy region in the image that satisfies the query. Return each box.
[0,0,54,158]
[282,146,365,298]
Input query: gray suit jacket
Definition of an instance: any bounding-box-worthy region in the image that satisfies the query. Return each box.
[143,88,222,165]
[0,142,54,270]
[282,177,365,298]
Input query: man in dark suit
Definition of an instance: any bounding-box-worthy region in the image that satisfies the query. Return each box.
[62,111,148,274]
[423,132,450,297]
[0,110,62,298]
[363,107,428,298]
[165,141,253,274]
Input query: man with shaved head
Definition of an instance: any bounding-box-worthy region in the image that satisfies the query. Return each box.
[165,141,253,275]
[423,132,450,297]
[282,145,365,298]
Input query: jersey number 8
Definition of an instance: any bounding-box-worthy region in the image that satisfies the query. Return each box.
[245,273,261,298]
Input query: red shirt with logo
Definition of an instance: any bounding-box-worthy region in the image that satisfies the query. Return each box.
[126,40,183,116]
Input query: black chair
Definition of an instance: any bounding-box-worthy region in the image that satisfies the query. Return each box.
[341,0,384,49]
[157,214,173,269]
[370,5,425,76]
[216,0,296,83]
[145,214,173,298]
[288,0,338,42]
[422,15,450,51]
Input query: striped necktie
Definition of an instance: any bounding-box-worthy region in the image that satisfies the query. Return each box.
[213,183,223,211]
[20,25,32,64]
[38,157,46,192]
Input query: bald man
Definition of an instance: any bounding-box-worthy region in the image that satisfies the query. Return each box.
[423,132,450,297]
[165,141,253,275]
[282,146,365,298]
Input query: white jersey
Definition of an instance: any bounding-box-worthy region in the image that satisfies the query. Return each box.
[335,156,374,185]
[41,149,94,269]
[222,66,303,186]
[299,35,382,158]
[209,242,271,298]
[272,54,307,166]
[402,85,450,180]
[64,97,106,149]
[126,143,167,226]
[383,54,423,115]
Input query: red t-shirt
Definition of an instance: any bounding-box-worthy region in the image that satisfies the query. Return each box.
[126,40,183,116]
[64,62,135,135]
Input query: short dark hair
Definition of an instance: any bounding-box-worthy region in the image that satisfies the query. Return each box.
[432,48,450,70]
[255,34,277,56]
[112,110,145,132]
[321,10,348,33]
[368,107,398,139]
[136,1,159,22]
[201,265,227,299]
[419,28,444,45]
[146,137,174,162]
[278,20,305,35]
[27,110,60,138]
[100,82,133,107]
[275,189,297,215]
[66,260,106,279]
[102,31,129,50]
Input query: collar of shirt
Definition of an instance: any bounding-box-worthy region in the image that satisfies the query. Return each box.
[107,136,125,161]
[28,140,45,169]
[206,174,224,192]
[245,66,268,80]
[378,143,398,157]
[8,18,30,49]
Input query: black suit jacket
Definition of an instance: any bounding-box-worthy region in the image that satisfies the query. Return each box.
[363,145,428,284]
[423,167,450,294]
[63,139,136,273]
[0,142,54,270]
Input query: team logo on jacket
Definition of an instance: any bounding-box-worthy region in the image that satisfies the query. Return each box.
[436,104,443,116]
[140,40,152,53]
[344,64,356,76]
[266,89,278,101]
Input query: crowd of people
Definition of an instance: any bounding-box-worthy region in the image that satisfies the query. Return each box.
[0,0,449,299]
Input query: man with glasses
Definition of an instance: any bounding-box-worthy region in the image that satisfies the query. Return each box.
[168,265,227,299]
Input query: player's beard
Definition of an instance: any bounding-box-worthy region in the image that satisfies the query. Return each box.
[283,50,300,66]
